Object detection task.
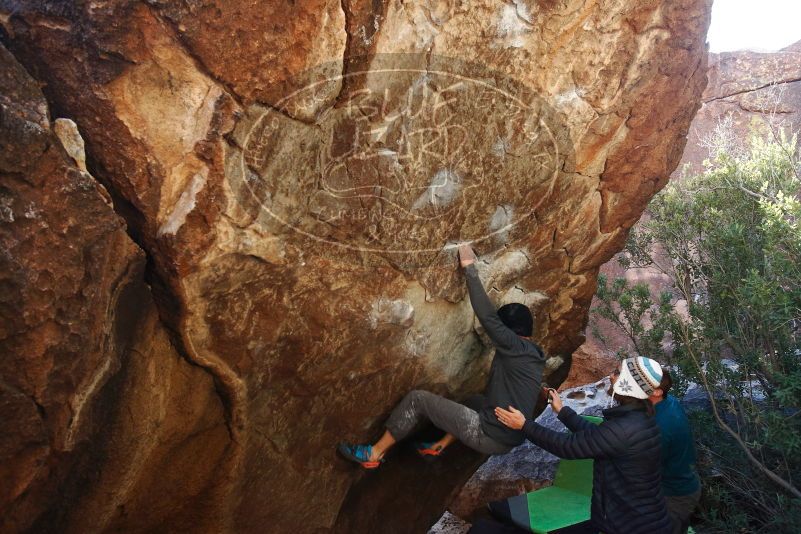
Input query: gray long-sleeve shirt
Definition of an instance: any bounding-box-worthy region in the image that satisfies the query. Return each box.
[465,263,545,447]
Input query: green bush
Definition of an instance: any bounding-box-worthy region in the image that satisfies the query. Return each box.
[591,131,801,532]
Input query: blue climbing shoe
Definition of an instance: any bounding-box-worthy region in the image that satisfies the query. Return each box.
[337,442,383,469]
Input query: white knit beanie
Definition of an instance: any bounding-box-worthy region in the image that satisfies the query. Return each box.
[613,357,663,399]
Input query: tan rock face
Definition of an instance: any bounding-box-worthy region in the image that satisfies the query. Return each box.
[0,1,711,532]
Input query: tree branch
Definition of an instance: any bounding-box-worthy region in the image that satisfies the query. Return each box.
[677,319,801,499]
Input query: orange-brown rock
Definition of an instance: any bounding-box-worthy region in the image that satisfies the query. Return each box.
[0,1,711,532]
[560,341,618,390]
[0,43,231,533]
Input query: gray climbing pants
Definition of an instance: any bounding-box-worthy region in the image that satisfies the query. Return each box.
[385,390,513,455]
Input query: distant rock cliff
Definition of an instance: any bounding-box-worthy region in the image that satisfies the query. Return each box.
[680,41,801,175]
[582,40,801,382]
[0,1,711,532]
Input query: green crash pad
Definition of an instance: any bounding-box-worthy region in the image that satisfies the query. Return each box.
[489,415,602,534]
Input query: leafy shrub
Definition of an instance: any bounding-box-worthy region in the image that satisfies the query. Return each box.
[591,131,801,532]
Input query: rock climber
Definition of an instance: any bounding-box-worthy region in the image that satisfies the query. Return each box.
[337,244,545,468]
[495,357,673,534]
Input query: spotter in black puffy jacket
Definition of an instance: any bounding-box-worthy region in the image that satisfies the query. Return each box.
[522,403,673,534]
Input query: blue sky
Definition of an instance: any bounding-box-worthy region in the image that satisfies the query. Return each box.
[708,0,801,52]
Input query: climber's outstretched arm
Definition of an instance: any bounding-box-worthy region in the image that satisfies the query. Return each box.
[459,244,524,352]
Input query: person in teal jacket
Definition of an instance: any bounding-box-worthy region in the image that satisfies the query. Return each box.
[647,368,702,534]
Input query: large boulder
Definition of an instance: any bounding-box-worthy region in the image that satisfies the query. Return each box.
[0,1,711,532]
[0,43,231,533]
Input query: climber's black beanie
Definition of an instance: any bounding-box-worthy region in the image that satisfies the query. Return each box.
[497,303,533,337]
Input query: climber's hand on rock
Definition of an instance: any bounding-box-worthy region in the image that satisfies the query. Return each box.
[458,244,476,268]
[495,406,525,430]
[548,389,563,414]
